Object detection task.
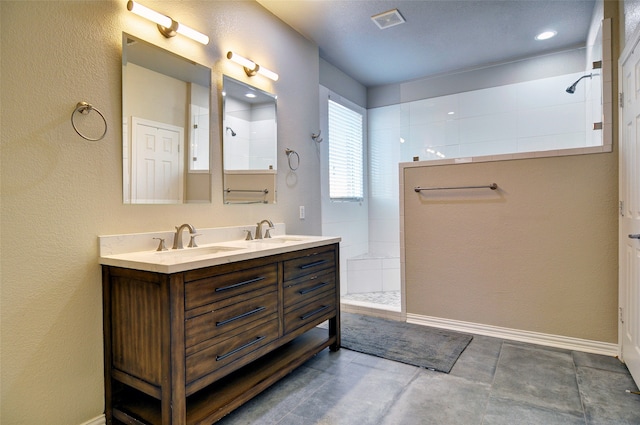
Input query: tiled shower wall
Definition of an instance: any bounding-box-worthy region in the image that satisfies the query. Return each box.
[351,71,599,295]
[347,254,400,294]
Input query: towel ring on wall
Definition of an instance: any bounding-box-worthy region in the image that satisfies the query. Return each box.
[71,101,107,141]
[285,148,300,170]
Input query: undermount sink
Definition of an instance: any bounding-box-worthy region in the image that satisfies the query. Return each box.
[156,245,242,258]
[251,237,306,244]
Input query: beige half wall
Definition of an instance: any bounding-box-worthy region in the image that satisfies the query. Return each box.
[401,152,618,344]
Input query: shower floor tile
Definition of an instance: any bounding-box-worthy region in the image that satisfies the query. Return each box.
[341,290,400,308]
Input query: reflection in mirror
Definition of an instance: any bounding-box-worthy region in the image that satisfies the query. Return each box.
[122,33,211,204]
[222,75,277,204]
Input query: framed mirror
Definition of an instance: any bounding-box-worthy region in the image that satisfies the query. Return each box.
[122,33,211,204]
[222,75,277,204]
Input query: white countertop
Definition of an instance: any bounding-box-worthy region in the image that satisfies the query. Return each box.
[99,235,341,274]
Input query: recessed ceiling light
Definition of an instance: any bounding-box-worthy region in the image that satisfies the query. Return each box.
[371,9,405,30]
[535,30,557,41]
[245,93,256,98]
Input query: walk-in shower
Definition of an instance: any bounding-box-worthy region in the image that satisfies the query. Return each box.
[338,69,602,315]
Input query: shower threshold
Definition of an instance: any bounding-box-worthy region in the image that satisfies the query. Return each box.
[341,290,401,313]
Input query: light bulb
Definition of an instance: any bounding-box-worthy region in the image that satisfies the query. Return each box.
[176,22,209,45]
[227,52,257,72]
[127,1,172,28]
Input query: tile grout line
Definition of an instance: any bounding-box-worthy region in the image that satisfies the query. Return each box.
[374,367,423,425]
[273,367,335,425]
[479,340,507,425]
[571,352,590,425]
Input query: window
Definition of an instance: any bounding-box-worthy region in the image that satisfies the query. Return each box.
[328,99,364,200]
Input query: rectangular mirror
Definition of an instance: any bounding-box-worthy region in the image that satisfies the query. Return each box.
[222,75,277,204]
[122,33,212,204]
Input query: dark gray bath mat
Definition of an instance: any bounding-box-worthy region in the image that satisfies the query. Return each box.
[339,312,472,373]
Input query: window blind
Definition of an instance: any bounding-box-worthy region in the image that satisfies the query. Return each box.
[328,99,364,200]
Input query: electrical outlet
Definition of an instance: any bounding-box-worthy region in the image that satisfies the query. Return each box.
[299,206,305,220]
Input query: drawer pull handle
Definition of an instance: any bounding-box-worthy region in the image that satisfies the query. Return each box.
[215,276,265,292]
[216,335,266,362]
[300,305,330,320]
[299,260,328,270]
[299,282,329,295]
[216,307,266,327]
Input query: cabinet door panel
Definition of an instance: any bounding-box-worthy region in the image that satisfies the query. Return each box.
[185,291,278,348]
[283,270,335,309]
[284,291,336,334]
[185,319,279,383]
[185,263,277,310]
[283,250,335,281]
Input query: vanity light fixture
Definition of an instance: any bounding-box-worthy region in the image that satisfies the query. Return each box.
[226,51,279,81]
[127,0,209,45]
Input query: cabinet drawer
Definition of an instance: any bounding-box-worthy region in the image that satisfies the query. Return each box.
[186,319,279,384]
[283,249,335,281]
[284,291,336,334]
[283,270,335,309]
[185,291,278,350]
[185,263,278,310]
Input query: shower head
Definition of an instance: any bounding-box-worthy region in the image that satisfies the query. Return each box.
[226,126,236,137]
[566,74,593,94]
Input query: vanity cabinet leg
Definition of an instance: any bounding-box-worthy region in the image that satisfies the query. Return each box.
[161,274,187,424]
[329,245,341,351]
[329,313,340,351]
[102,266,115,424]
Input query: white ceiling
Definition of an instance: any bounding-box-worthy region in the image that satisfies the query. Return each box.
[257,0,597,87]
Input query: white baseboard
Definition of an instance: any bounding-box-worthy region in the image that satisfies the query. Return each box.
[406,313,619,357]
[80,415,105,425]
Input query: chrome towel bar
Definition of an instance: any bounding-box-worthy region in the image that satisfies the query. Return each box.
[414,183,498,192]
[225,188,269,194]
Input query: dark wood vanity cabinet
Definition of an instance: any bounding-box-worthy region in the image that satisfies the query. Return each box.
[102,243,340,425]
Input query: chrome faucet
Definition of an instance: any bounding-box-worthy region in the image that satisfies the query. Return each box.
[255,219,274,239]
[172,223,197,249]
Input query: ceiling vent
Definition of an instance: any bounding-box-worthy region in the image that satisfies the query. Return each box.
[371,8,405,30]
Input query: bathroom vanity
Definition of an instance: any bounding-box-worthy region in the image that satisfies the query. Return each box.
[100,231,340,424]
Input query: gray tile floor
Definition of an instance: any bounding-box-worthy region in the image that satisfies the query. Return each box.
[217,332,640,424]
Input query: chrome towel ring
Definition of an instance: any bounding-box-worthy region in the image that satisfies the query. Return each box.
[285,148,299,170]
[71,101,107,141]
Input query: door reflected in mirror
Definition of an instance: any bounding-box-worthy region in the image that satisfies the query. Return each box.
[122,33,212,204]
[222,75,277,204]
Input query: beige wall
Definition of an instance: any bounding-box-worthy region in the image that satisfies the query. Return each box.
[403,153,618,342]
[0,1,320,424]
